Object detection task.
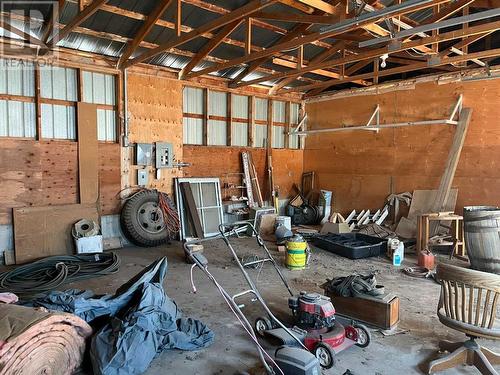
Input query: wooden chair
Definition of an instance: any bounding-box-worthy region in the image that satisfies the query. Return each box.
[428,263,500,374]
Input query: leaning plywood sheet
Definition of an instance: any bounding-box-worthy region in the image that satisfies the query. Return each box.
[13,204,98,264]
[395,189,458,238]
[77,103,99,204]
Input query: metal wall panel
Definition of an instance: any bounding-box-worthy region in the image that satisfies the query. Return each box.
[183,86,203,114]
[272,125,285,148]
[291,103,299,124]
[232,94,248,119]
[0,100,35,137]
[40,65,77,101]
[255,98,268,121]
[231,122,248,146]
[0,59,35,96]
[254,124,267,148]
[289,133,300,149]
[183,117,203,144]
[273,100,286,123]
[208,90,227,116]
[41,103,76,139]
[208,119,226,146]
[97,108,116,141]
[82,71,116,105]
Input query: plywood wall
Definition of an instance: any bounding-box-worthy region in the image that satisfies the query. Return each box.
[304,79,500,214]
[124,73,183,195]
[183,146,303,200]
[0,139,120,225]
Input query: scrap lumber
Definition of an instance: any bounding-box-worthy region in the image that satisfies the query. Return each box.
[0,304,92,374]
[247,152,263,206]
[241,152,256,207]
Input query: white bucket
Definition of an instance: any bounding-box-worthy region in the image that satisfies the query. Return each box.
[275,216,292,230]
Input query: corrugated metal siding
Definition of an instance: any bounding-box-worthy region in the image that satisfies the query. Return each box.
[208,90,227,116]
[273,100,286,123]
[232,94,248,119]
[183,117,203,144]
[0,59,35,96]
[208,120,226,145]
[40,66,77,101]
[232,122,248,147]
[255,98,268,121]
[0,100,35,137]
[255,124,267,148]
[97,109,117,141]
[41,103,76,139]
[272,125,285,148]
[183,86,204,114]
[82,71,116,105]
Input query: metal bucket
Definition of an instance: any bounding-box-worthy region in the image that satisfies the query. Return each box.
[463,206,500,274]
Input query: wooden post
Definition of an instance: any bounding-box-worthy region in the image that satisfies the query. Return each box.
[373,58,379,85]
[203,88,209,146]
[267,99,273,151]
[285,101,290,149]
[34,63,41,140]
[245,17,252,56]
[248,95,254,147]
[176,0,182,37]
[227,92,232,146]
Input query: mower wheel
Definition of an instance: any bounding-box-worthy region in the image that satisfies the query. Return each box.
[254,317,271,337]
[314,342,335,369]
[353,324,371,348]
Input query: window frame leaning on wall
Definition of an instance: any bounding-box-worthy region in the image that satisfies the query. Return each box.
[182,84,301,149]
[0,59,119,143]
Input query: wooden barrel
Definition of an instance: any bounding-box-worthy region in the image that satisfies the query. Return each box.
[463,206,500,274]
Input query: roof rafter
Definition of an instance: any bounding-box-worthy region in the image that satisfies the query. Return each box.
[185,0,449,80]
[42,0,65,43]
[118,0,174,68]
[123,0,279,68]
[179,19,244,79]
[50,0,108,45]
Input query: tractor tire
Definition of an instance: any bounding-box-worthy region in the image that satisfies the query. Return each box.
[121,190,171,247]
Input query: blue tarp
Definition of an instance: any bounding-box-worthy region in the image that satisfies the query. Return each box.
[29,257,214,375]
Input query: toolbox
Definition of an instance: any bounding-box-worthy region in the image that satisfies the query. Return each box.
[313,233,386,259]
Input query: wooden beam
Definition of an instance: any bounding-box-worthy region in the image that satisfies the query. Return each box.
[297,48,500,95]
[51,0,108,45]
[186,0,448,79]
[34,64,41,140]
[245,18,252,56]
[235,20,500,89]
[296,0,337,13]
[437,32,492,58]
[176,0,182,37]
[267,99,273,151]
[277,0,315,14]
[0,20,46,48]
[179,19,243,78]
[203,88,209,146]
[284,101,290,149]
[248,96,255,147]
[118,0,174,68]
[252,11,338,23]
[42,0,65,44]
[227,92,232,146]
[422,0,475,24]
[124,0,279,68]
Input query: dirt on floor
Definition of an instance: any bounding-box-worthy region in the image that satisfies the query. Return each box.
[63,237,499,375]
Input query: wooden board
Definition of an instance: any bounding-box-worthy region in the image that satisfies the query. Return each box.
[77,102,99,204]
[13,204,98,264]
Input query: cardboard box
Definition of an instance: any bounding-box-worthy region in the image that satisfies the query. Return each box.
[320,222,351,234]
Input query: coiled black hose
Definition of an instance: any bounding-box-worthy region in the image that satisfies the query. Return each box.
[0,252,120,296]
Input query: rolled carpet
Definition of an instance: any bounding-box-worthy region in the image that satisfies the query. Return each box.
[0,304,92,375]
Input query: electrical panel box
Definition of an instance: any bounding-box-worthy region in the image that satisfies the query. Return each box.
[136,143,152,166]
[156,142,173,169]
[137,169,149,186]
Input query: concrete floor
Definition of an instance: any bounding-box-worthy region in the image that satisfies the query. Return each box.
[70,237,500,375]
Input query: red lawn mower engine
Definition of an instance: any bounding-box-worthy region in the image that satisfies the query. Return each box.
[288,292,336,330]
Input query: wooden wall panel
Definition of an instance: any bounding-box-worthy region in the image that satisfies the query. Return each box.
[305,79,500,215]
[183,146,303,200]
[126,73,183,195]
[99,143,121,215]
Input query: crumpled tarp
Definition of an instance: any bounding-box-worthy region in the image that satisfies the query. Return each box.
[28,257,214,375]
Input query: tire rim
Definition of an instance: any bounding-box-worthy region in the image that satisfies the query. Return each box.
[356,328,368,345]
[137,202,165,234]
[255,320,267,334]
[315,347,331,367]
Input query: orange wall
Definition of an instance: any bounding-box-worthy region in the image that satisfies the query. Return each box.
[304,79,500,214]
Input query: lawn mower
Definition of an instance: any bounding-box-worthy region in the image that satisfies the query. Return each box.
[185,221,370,374]
[255,291,370,369]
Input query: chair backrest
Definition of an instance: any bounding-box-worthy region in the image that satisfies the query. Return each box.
[437,263,500,331]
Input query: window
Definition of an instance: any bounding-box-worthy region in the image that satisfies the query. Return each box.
[208,91,227,146]
[82,71,117,142]
[40,65,78,140]
[272,100,286,149]
[254,98,268,148]
[0,59,36,137]
[290,103,300,149]
[231,94,248,147]
[183,87,204,145]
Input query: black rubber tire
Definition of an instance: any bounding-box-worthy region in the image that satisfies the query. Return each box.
[314,342,335,369]
[353,323,371,348]
[121,190,170,247]
[254,317,272,338]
